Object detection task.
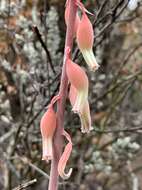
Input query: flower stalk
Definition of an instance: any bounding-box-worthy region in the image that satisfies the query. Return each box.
[48,1,77,190]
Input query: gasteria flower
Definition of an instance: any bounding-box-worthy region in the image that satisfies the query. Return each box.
[65,0,80,36]
[40,105,56,162]
[66,59,88,114]
[76,12,99,71]
[58,130,72,179]
[69,85,92,133]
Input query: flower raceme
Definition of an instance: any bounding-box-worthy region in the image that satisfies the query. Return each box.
[76,12,99,71]
[66,59,88,114]
[69,85,92,133]
[40,105,56,162]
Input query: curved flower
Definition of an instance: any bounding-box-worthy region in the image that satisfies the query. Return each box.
[66,59,88,114]
[40,105,57,162]
[69,85,92,133]
[58,130,72,180]
[65,0,80,36]
[76,12,99,71]
[58,130,72,179]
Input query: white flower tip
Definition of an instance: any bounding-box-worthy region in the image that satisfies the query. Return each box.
[42,155,52,163]
[81,49,100,72]
[60,168,73,180]
[91,63,100,72]
[81,126,93,133]
[72,108,81,114]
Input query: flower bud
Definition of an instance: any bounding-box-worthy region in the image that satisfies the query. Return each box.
[77,13,99,71]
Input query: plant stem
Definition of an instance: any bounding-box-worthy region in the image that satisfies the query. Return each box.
[48,1,77,190]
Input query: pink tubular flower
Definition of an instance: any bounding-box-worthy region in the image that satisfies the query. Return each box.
[69,85,92,133]
[40,105,57,162]
[76,12,99,71]
[58,130,72,180]
[66,59,88,114]
[65,0,80,36]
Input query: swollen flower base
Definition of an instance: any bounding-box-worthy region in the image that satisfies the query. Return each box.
[40,105,57,162]
[66,58,88,114]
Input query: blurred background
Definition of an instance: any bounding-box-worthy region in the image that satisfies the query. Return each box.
[0,0,142,189]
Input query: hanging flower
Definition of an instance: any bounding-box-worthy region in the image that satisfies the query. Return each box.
[66,58,88,114]
[58,130,72,180]
[76,11,99,71]
[40,105,57,162]
[69,85,92,133]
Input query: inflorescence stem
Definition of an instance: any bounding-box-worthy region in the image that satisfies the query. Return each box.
[48,1,77,190]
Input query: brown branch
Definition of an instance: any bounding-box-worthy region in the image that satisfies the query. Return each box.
[33,26,56,74]
[94,0,129,38]
[94,66,142,104]
[94,126,142,134]
[12,179,37,190]
[18,156,50,179]
[94,0,108,24]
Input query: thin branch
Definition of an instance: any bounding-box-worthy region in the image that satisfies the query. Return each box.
[19,156,50,179]
[12,179,37,190]
[0,128,16,144]
[95,0,129,38]
[33,26,56,74]
[94,68,142,104]
[94,126,142,134]
[94,0,108,24]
